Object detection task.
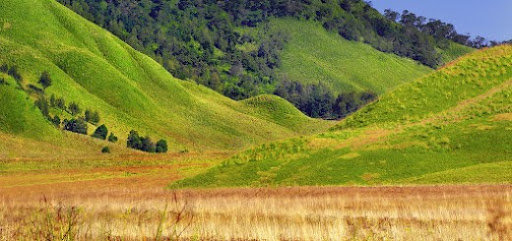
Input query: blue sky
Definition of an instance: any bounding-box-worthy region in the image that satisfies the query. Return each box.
[372,0,512,41]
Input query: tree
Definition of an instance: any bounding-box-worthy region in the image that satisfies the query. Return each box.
[63,118,88,134]
[0,64,8,73]
[156,139,168,153]
[56,97,66,109]
[101,146,110,153]
[108,133,118,143]
[38,71,52,89]
[51,115,61,127]
[50,94,57,107]
[384,9,399,22]
[68,102,81,116]
[141,136,156,153]
[91,124,108,140]
[7,66,22,82]
[85,109,100,124]
[127,130,142,150]
[35,97,50,117]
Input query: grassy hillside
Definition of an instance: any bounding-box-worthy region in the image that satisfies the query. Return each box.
[0,0,331,154]
[438,42,475,65]
[172,45,512,188]
[268,18,433,94]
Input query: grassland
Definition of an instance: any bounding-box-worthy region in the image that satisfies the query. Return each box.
[438,41,476,64]
[0,0,331,155]
[174,45,512,188]
[263,18,433,94]
[1,183,511,240]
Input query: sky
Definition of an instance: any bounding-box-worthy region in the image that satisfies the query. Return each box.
[372,0,512,41]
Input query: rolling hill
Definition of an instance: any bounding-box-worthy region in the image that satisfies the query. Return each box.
[172,44,512,188]
[267,18,433,94]
[0,0,332,156]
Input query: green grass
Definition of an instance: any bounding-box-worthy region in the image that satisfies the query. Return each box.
[438,42,475,65]
[172,45,512,188]
[267,18,433,94]
[0,0,332,153]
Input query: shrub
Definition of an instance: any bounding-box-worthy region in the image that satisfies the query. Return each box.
[141,136,156,153]
[63,118,88,135]
[127,130,142,150]
[85,109,100,124]
[0,77,7,85]
[50,94,56,107]
[51,115,61,127]
[101,146,110,153]
[91,124,108,140]
[39,71,52,89]
[56,97,66,109]
[108,133,118,143]
[35,96,50,117]
[0,64,8,73]
[127,130,159,153]
[68,102,81,116]
[156,139,168,153]
[7,66,22,82]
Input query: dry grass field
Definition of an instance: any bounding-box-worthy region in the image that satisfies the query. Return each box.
[1,161,510,241]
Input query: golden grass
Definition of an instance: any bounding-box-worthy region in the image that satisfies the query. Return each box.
[1,184,511,240]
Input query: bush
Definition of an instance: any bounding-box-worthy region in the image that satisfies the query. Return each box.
[0,64,8,73]
[91,124,108,140]
[51,115,61,127]
[141,136,156,153]
[68,102,81,116]
[127,130,142,150]
[63,118,88,135]
[0,77,7,85]
[108,133,118,143]
[127,130,159,153]
[56,97,66,109]
[156,139,168,153]
[101,146,110,153]
[84,109,100,125]
[35,96,50,117]
[39,71,52,89]
[7,66,22,82]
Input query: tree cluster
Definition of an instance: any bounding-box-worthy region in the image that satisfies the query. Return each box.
[274,80,376,119]
[63,118,88,135]
[127,130,168,153]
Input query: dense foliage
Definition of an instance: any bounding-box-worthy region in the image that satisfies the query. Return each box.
[63,118,88,135]
[55,0,491,118]
[127,130,167,153]
[275,80,376,119]
[92,124,109,140]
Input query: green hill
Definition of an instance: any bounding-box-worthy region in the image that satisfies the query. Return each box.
[269,18,432,94]
[0,0,331,154]
[172,45,512,188]
[438,42,475,65]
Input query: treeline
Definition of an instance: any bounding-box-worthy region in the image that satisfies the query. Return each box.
[55,0,490,119]
[274,80,376,119]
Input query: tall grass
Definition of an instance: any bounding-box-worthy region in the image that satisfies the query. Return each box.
[1,186,510,240]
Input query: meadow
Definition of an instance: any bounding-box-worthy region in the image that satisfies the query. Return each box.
[1,178,511,240]
[261,18,433,94]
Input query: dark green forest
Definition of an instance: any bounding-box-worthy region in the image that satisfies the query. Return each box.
[56,0,491,119]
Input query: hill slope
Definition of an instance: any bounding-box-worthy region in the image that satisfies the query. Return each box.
[0,0,331,154]
[269,18,432,94]
[173,45,512,188]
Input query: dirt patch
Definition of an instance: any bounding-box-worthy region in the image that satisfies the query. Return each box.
[492,113,512,121]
